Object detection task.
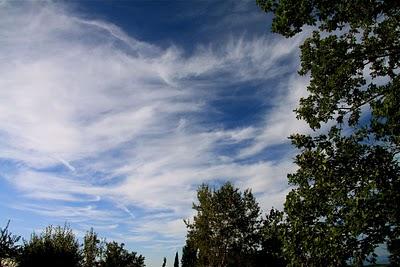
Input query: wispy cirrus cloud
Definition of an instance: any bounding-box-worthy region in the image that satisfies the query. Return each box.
[0,1,310,262]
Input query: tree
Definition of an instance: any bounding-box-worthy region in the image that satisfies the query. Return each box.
[19,225,82,267]
[174,252,179,267]
[185,182,263,267]
[181,240,198,267]
[257,0,400,265]
[0,221,20,265]
[83,228,102,267]
[101,241,145,267]
[257,209,286,267]
[161,257,166,267]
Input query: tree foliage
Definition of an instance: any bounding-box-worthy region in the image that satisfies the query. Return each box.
[101,241,145,267]
[181,240,197,267]
[83,228,102,267]
[184,182,285,267]
[257,0,400,265]
[82,228,145,267]
[185,183,262,267]
[19,225,82,267]
[257,209,286,267]
[1,223,145,267]
[0,221,20,263]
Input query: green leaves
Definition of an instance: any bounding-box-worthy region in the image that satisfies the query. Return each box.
[83,228,102,267]
[185,182,285,267]
[257,0,400,265]
[6,224,146,267]
[187,183,262,266]
[19,225,82,267]
[286,132,400,264]
[181,240,198,267]
[101,242,145,267]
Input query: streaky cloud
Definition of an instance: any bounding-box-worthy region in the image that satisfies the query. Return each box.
[0,1,308,255]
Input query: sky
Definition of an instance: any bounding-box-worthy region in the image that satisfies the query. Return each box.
[0,0,312,265]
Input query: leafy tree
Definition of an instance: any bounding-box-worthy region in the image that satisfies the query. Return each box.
[0,221,20,264]
[185,182,263,267]
[174,252,179,267]
[257,209,286,267]
[257,0,400,265]
[101,241,145,267]
[83,228,102,267]
[181,240,198,267]
[19,225,82,267]
[162,257,166,267]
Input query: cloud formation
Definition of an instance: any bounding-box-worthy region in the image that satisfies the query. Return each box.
[0,1,310,261]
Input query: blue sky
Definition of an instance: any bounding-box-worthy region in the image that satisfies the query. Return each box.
[0,0,312,265]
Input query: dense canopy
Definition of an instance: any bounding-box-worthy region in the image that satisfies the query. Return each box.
[257,0,400,265]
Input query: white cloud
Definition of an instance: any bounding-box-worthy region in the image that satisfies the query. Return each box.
[238,75,311,158]
[0,1,308,252]
[12,203,118,224]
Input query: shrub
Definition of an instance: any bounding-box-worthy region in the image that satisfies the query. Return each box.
[19,225,82,267]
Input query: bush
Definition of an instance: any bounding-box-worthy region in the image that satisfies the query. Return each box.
[19,225,82,267]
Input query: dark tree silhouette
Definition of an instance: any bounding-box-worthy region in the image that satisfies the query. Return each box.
[101,241,145,267]
[181,240,197,267]
[83,228,102,267]
[0,220,20,265]
[174,252,179,267]
[19,225,82,267]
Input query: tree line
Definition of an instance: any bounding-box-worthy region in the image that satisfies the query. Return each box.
[0,223,145,267]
